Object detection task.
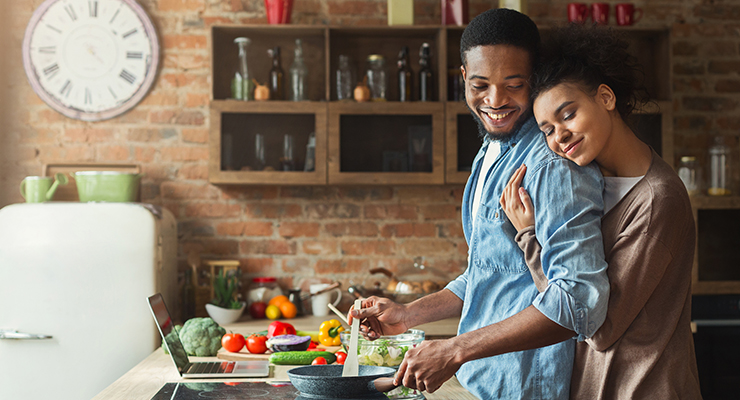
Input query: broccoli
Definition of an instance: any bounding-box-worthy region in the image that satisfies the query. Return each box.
[178,317,226,357]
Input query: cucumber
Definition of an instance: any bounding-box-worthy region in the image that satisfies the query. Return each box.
[269,351,336,365]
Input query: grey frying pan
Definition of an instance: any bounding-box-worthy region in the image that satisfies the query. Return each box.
[287,365,398,399]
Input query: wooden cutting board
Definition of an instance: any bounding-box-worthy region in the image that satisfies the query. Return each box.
[217,346,342,362]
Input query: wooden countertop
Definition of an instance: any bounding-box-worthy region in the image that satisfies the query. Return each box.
[93,315,473,399]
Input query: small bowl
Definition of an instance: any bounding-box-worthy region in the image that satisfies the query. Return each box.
[205,302,246,325]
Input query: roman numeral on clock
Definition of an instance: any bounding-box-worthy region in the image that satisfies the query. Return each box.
[60,80,72,97]
[84,88,92,105]
[122,29,138,39]
[43,63,60,78]
[126,51,143,59]
[64,4,77,21]
[89,1,98,17]
[119,69,136,84]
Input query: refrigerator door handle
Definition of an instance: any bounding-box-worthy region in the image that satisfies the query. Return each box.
[0,329,53,340]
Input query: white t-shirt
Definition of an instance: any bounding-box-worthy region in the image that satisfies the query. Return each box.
[471,141,501,229]
[603,175,644,214]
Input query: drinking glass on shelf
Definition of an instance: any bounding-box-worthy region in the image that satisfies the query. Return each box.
[254,133,266,171]
[281,134,295,171]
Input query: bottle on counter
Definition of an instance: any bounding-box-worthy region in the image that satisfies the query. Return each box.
[269,46,285,100]
[231,37,253,100]
[708,136,732,196]
[289,39,308,101]
[397,46,412,102]
[181,267,196,321]
[366,54,387,101]
[677,156,700,196]
[419,42,434,102]
[336,55,354,101]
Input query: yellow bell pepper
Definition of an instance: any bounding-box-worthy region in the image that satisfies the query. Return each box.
[318,319,345,346]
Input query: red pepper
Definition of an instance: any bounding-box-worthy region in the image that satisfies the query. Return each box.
[267,321,296,338]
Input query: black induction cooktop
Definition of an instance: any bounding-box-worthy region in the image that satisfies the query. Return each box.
[150,381,390,400]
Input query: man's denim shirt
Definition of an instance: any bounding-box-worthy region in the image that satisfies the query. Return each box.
[446,116,610,400]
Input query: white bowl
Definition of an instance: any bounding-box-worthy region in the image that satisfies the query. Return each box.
[205,302,246,325]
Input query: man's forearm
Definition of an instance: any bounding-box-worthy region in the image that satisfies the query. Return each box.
[403,289,463,328]
[452,305,574,363]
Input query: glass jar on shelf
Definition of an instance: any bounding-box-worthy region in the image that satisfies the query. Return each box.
[366,54,387,101]
[231,37,254,100]
[336,55,354,101]
[289,39,308,101]
[677,156,700,196]
[708,136,732,196]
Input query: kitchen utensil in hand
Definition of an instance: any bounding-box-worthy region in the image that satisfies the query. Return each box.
[342,299,362,377]
[327,302,349,325]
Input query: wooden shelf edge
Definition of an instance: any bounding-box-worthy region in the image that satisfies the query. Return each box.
[690,195,740,209]
[692,281,740,295]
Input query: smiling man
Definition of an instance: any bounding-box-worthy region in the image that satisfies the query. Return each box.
[350,9,610,399]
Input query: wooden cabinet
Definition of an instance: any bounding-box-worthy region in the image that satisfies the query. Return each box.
[690,196,740,294]
[208,25,674,185]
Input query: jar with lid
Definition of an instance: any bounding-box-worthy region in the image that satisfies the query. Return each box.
[708,136,732,196]
[247,277,283,305]
[366,54,387,101]
[677,156,700,196]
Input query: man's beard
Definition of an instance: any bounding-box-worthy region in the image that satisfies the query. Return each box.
[465,102,533,142]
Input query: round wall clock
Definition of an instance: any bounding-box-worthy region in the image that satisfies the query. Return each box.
[22,0,159,121]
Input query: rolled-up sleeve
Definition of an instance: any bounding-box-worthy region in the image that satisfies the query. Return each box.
[527,158,609,341]
[445,267,469,301]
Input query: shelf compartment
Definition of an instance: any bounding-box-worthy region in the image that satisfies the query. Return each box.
[210,25,327,101]
[630,100,674,168]
[328,27,445,102]
[328,102,445,185]
[209,100,327,185]
[445,102,480,184]
[692,205,740,294]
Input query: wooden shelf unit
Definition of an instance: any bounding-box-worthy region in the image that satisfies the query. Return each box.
[690,196,740,295]
[209,24,674,186]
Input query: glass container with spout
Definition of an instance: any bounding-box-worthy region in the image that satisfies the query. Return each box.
[397,46,412,102]
[336,55,354,101]
[289,39,308,101]
[269,46,284,100]
[231,37,253,100]
[708,136,732,196]
[419,42,434,101]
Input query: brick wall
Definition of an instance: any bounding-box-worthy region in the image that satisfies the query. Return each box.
[1,0,738,299]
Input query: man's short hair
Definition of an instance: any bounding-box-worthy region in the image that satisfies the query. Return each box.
[460,8,540,66]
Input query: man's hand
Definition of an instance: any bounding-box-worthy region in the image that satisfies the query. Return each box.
[348,296,409,340]
[394,339,464,393]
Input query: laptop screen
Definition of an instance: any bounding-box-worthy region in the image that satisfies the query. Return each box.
[148,293,189,373]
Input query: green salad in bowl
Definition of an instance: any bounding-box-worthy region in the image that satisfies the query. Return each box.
[340,329,425,399]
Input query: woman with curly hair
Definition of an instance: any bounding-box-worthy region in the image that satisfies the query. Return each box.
[500,24,702,399]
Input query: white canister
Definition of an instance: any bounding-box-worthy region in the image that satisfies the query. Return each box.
[310,283,342,317]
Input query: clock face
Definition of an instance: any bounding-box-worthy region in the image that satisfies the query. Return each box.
[22,0,159,121]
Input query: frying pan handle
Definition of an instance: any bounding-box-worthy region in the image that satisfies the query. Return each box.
[372,377,399,393]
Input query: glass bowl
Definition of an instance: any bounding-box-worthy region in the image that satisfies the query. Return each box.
[340,329,425,399]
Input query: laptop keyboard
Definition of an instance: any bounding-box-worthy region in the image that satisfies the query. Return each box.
[187,361,235,374]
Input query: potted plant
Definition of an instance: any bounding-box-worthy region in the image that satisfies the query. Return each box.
[205,269,246,325]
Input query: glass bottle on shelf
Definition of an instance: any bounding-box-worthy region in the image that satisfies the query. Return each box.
[280,134,295,171]
[336,55,354,101]
[254,133,266,171]
[268,46,284,100]
[419,42,434,101]
[397,46,412,102]
[289,39,308,101]
[677,156,700,196]
[366,54,387,101]
[304,132,316,172]
[231,37,253,100]
[708,136,732,196]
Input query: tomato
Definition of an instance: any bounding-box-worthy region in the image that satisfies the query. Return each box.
[267,321,296,338]
[246,333,268,354]
[221,333,245,353]
[311,356,327,365]
[335,351,347,365]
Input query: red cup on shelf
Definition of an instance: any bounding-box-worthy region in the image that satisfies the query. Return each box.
[265,0,293,24]
[591,3,610,25]
[567,3,589,24]
[441,0,469,26]
[615,3,643,26]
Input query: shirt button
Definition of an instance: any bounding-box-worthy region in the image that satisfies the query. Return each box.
[495,212,499,218]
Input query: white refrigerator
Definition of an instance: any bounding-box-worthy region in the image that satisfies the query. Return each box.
[0,202,178,400]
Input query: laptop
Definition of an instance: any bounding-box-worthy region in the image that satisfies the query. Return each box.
[147,293,269,378]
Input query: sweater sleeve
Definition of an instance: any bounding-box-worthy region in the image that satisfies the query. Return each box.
[514,226,548,293]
